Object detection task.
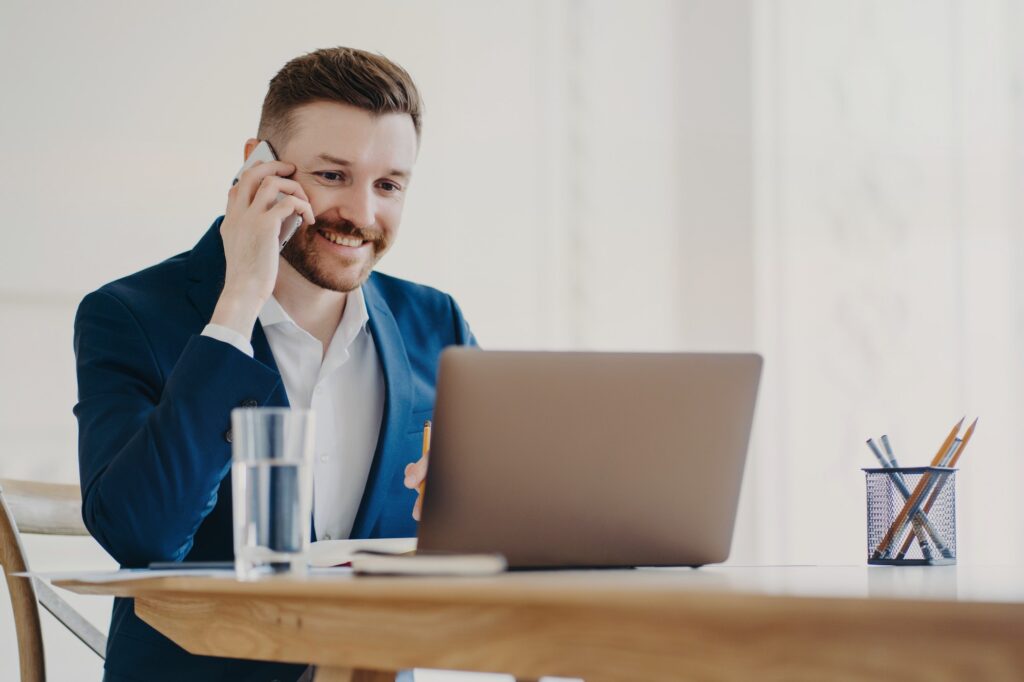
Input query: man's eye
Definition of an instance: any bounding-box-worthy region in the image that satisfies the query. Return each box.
[378,181,401,193]
[317,171,345,182]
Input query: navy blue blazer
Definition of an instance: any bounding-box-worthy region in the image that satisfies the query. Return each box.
[73,217,475,681]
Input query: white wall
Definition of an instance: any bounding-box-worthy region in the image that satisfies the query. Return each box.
[749,0,1024,566]
[2,0,1022,680]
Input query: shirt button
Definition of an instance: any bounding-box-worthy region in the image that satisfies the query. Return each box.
[240,398,258,408]
[224,428,233,444]
[319,455,329,463]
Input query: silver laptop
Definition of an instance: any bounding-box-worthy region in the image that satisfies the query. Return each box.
[417,349,762,568]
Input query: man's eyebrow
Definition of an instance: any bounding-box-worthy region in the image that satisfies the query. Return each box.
[316,153,410,180]
[317,153,351,166]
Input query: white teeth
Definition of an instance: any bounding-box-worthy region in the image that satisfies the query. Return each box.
[319,230,364,248]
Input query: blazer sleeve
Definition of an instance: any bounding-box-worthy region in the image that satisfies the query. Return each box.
[73,289,283,566]
[447,294,478,347]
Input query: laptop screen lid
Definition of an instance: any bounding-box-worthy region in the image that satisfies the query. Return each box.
[417,349,762,568]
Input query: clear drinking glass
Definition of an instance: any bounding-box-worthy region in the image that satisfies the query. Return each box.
[231,407,314,579]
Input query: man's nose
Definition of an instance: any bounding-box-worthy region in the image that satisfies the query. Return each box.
[336,185,376,230]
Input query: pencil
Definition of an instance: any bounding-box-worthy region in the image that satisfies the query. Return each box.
[931,417,965,467]
[946,417,977,467]
[417,420,431,496]
[871,417,964,559]
[894,418,977,559]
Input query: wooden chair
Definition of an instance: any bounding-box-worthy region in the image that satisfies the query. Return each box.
[0,478,107,682]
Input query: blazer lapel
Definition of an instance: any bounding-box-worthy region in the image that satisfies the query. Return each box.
[251,323,289,407]
[349,278,413,538]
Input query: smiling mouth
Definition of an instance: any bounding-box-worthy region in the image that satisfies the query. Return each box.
[317,229,365,248]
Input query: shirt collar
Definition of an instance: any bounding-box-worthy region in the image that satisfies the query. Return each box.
[258,287,370,345]
[333,286,370,349]
[258,294,292,328]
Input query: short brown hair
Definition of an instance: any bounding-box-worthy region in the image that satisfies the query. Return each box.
[258,47,422,147]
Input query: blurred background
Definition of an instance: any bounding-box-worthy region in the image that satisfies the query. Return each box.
[2,0,1023,679]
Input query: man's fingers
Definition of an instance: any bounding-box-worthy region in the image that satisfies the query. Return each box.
[235,160,296,206]
[268,195,315,227]
[403,458,427,488]
[253,175,310,208]
[403,469,425,488]
[254,178,315,227]
[277,177,311,204]
[407,456,428,520]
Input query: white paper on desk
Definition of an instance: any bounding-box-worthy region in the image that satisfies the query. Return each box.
[21,569,236,583]
[308,537,417,567]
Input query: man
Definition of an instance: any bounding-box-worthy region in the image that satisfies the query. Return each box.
[73,47,473,681]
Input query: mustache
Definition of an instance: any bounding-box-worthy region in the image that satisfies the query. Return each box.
[311,218,384,244]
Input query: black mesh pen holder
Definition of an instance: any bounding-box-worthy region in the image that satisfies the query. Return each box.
[864,467,957,566]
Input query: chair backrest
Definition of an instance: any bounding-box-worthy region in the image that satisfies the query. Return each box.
[0,479,106,682]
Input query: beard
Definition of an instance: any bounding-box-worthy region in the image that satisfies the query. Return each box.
[280,216,390,293]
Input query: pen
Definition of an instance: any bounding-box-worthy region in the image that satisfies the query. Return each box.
[417,420,431,497]
[880,435,897,465]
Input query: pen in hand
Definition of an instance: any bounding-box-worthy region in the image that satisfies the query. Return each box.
[404,420,431,521]
[418,420,431,497]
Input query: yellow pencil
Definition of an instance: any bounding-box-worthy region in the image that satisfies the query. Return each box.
[946,417,977,467]
[872,417,964,559]
[930,417,965,467]
[417,420,431,496]
[894,418,978,559]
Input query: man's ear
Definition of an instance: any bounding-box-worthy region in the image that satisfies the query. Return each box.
[243,138,260,161]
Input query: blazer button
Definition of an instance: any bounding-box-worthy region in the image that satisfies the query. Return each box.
[240,398,258,408]
[224,428,233,444]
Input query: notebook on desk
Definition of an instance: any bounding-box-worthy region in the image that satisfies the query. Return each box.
[416,349,763,569]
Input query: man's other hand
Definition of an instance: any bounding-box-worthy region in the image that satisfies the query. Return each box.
[403,456,428,521]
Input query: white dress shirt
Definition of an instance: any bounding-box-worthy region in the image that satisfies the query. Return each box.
[202,287,385,541]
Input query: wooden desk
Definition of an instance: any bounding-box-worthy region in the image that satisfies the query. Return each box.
[55,565,1024,681]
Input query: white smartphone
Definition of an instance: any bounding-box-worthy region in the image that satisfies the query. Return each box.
[231,140,303,251]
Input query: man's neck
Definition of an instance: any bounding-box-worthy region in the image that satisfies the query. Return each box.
[273,259,348,353]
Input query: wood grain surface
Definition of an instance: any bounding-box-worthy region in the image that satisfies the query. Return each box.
[55,568,1024,682]
[0,483,44,682]
[0,478,88,536]
[313,667,394,682]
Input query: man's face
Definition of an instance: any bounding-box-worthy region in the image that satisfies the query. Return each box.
[273,101,418,292]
